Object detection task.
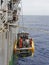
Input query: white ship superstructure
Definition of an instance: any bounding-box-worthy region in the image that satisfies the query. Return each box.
[0,0,21,65]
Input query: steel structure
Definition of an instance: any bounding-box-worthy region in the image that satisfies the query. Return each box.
[0,0,21,65]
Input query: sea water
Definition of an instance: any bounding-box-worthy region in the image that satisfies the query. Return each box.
[14,15,49,65]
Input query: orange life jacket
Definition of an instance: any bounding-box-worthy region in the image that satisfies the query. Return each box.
[19,38,23,48]
[30,38,32,46]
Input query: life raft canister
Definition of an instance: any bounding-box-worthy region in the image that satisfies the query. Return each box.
[19,37,23,48]
[30,38,32,46]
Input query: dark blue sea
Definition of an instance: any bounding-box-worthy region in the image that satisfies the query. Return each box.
[14,15,49,65]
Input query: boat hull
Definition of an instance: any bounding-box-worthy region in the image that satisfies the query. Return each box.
[13,40,35,57]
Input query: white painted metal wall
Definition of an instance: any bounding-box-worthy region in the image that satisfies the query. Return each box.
[0,30,16,65]
[0,31,8,65]
[0,0,21,65]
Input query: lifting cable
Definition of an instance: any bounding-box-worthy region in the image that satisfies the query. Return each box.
[20,0,25,32]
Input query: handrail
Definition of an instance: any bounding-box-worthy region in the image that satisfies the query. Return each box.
[16,47,33,50]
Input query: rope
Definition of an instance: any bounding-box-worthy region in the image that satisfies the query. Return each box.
[20,0,25,32]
